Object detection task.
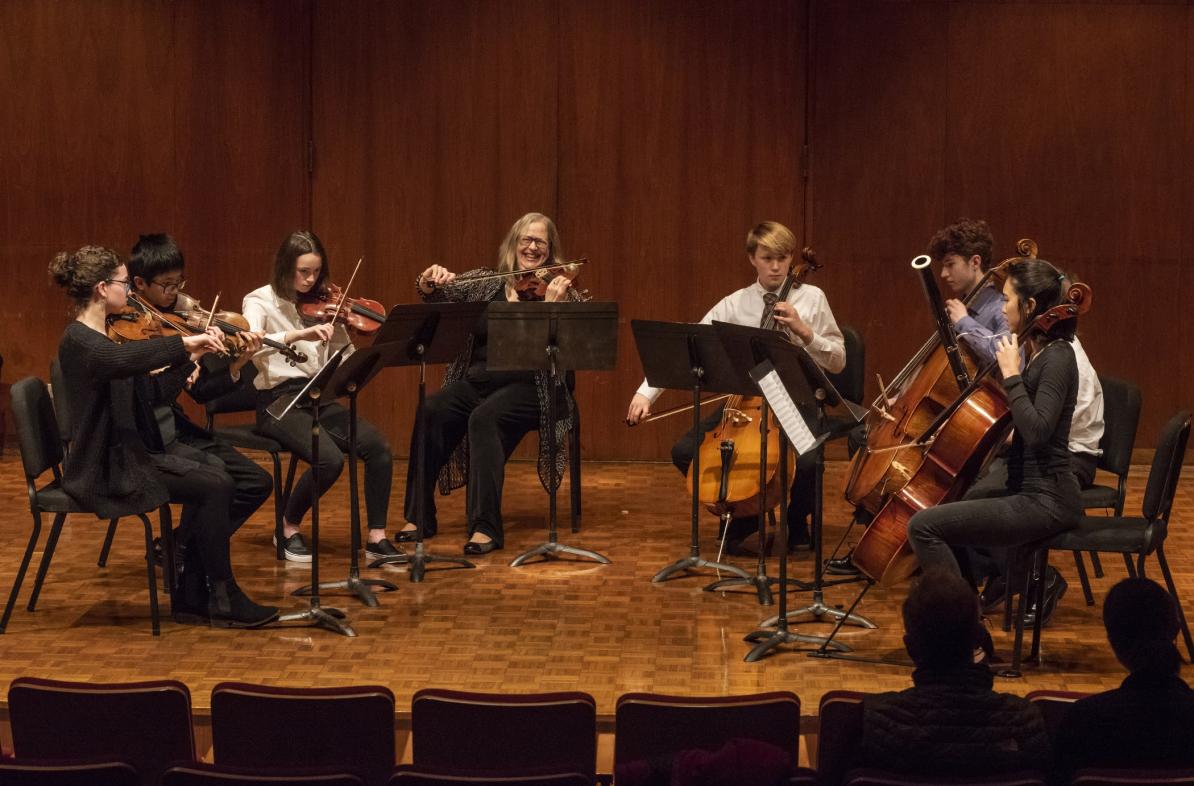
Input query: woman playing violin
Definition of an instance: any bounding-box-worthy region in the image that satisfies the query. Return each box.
[52,246,277,627]
[906,258,1083,583]
[403,212,580,555]
[242,231,401,563]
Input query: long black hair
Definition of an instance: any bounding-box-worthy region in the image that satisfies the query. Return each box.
[1005,257,1077,344]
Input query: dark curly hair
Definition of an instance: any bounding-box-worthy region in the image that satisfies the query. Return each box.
[48,245,122,310]
[928,218,994,271]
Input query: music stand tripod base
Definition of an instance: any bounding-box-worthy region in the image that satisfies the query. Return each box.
[759,595,877,630]
[510,540,611,567]
[653,556,751,584]
[291,572,397,608]
[704,572,810,607]
[744,625,848,662]
[369,543,474,583]
[275,605,356,637]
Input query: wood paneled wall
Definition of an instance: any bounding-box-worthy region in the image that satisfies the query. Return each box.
[2,1,1190,460]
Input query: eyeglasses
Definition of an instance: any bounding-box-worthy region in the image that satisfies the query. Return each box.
[518,236,549,250]
[105,278,131,292]
[151,277,186,293]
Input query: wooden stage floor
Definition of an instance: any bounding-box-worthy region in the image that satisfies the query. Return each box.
[0,455,1187,729]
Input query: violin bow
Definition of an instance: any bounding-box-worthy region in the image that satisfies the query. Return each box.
[323,258,363,360]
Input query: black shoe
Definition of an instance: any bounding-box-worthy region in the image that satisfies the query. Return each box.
[463,540,499,556]
[394,528,421,543]
[725,533,774,558]
[826,551,861,576]
[973,626,996,667]
[1023,569,1067,628]
[788,518,811,551]
[208,581,279,628]
[273,532,312,563]
[980,575,1008,615]
[365,538,405,559]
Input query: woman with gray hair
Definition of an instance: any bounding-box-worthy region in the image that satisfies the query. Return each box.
[402,213,582,555]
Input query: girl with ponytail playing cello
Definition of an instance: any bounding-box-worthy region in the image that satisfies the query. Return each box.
[906,258,1083,583]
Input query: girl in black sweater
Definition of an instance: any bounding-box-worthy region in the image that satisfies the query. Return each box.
[50,246,277,627]
[907,258,1082,580]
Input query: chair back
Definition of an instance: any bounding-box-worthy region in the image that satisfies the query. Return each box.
[9,378,64,481]
[162,763,364,786]
[827,325,865,405]
[411,689,596,779]
[389,766,589,785]
[211,682,395,786]
[843,770,1047,785]
[816,690,866,786]
[1141,412,1192,527]
[8,677,195,786]
[49,359,73,448]
[0,759,139,786]
[613,691,799,772]
[1071,769,1194,785]
[1096,376,1142,478]
[1025,689,1089,741]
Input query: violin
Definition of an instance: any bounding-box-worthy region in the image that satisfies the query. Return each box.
[512,259,591,302]
[173,292,307,366]
[106,294,184,344]
[298,282,386,335]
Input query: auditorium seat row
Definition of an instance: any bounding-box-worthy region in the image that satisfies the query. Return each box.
[0,677,1188,785]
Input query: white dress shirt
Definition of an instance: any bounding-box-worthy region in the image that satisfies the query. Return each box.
[635,280,846,403]
[242,284,355,391]
[1069,336,1104,457]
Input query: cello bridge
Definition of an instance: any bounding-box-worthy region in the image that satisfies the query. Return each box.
[724,408,753,426]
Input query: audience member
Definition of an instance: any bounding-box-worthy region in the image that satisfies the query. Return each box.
[1054,577,1194,778]
[857,571,1050,779]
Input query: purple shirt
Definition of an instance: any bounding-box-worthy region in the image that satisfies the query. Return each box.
[954,284,1008,366]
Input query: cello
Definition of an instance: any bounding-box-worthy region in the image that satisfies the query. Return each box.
[687,248,823,524]
[851,252,1093,585]
[844,239,1040,515]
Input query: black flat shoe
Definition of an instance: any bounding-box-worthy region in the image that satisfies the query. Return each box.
[365,538,405,559]
[394,529,420,543]
[463,540,499,556]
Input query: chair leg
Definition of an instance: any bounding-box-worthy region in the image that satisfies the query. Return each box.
[97,518,119,567]
[1002,554,1015,632]
[1004,556,1036,677]
[569,424,581,534]
[277,453,298,561]
[1029,551,1048,661]
[27,511,68,612]
[1156,547,1194,663]
[139,514,161,636]
[1123,553,1137,578]
[158,506,175,595]
[270,451,285,560]
[1,510,49,633]
[1072,550,1095,606]
[1088,551,1104,579]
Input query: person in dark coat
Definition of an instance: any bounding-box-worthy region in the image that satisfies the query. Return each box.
[857,571,1051,780]
[1054,578,1194,779]
[50,245,277,627]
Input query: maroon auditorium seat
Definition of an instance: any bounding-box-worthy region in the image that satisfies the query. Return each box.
[7,677,195,786]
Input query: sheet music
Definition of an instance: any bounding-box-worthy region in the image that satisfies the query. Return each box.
[753,364,818,455]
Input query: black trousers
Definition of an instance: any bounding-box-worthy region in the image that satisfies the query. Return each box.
[175,436,272,535]
[256,401,393,531]
[907,471,1082,581]
[403,374,541,546]
[150,454,237,583]
[670,405,816,541]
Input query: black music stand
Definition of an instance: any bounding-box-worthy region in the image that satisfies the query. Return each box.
[709,322,868,659]
[267,345,355,637]
[288,339,401,606]
[366,302,489,581]
[630,320,755,592]
[488,302,615,567]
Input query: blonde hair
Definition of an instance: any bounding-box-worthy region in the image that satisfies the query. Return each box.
[746,221,797,257]
[496,213,563,274]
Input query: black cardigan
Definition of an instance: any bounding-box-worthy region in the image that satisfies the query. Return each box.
[57,321,188,518]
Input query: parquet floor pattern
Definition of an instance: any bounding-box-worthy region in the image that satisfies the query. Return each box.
[0,455,1187,721]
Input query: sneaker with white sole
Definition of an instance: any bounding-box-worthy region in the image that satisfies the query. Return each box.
[272,532,312,563]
